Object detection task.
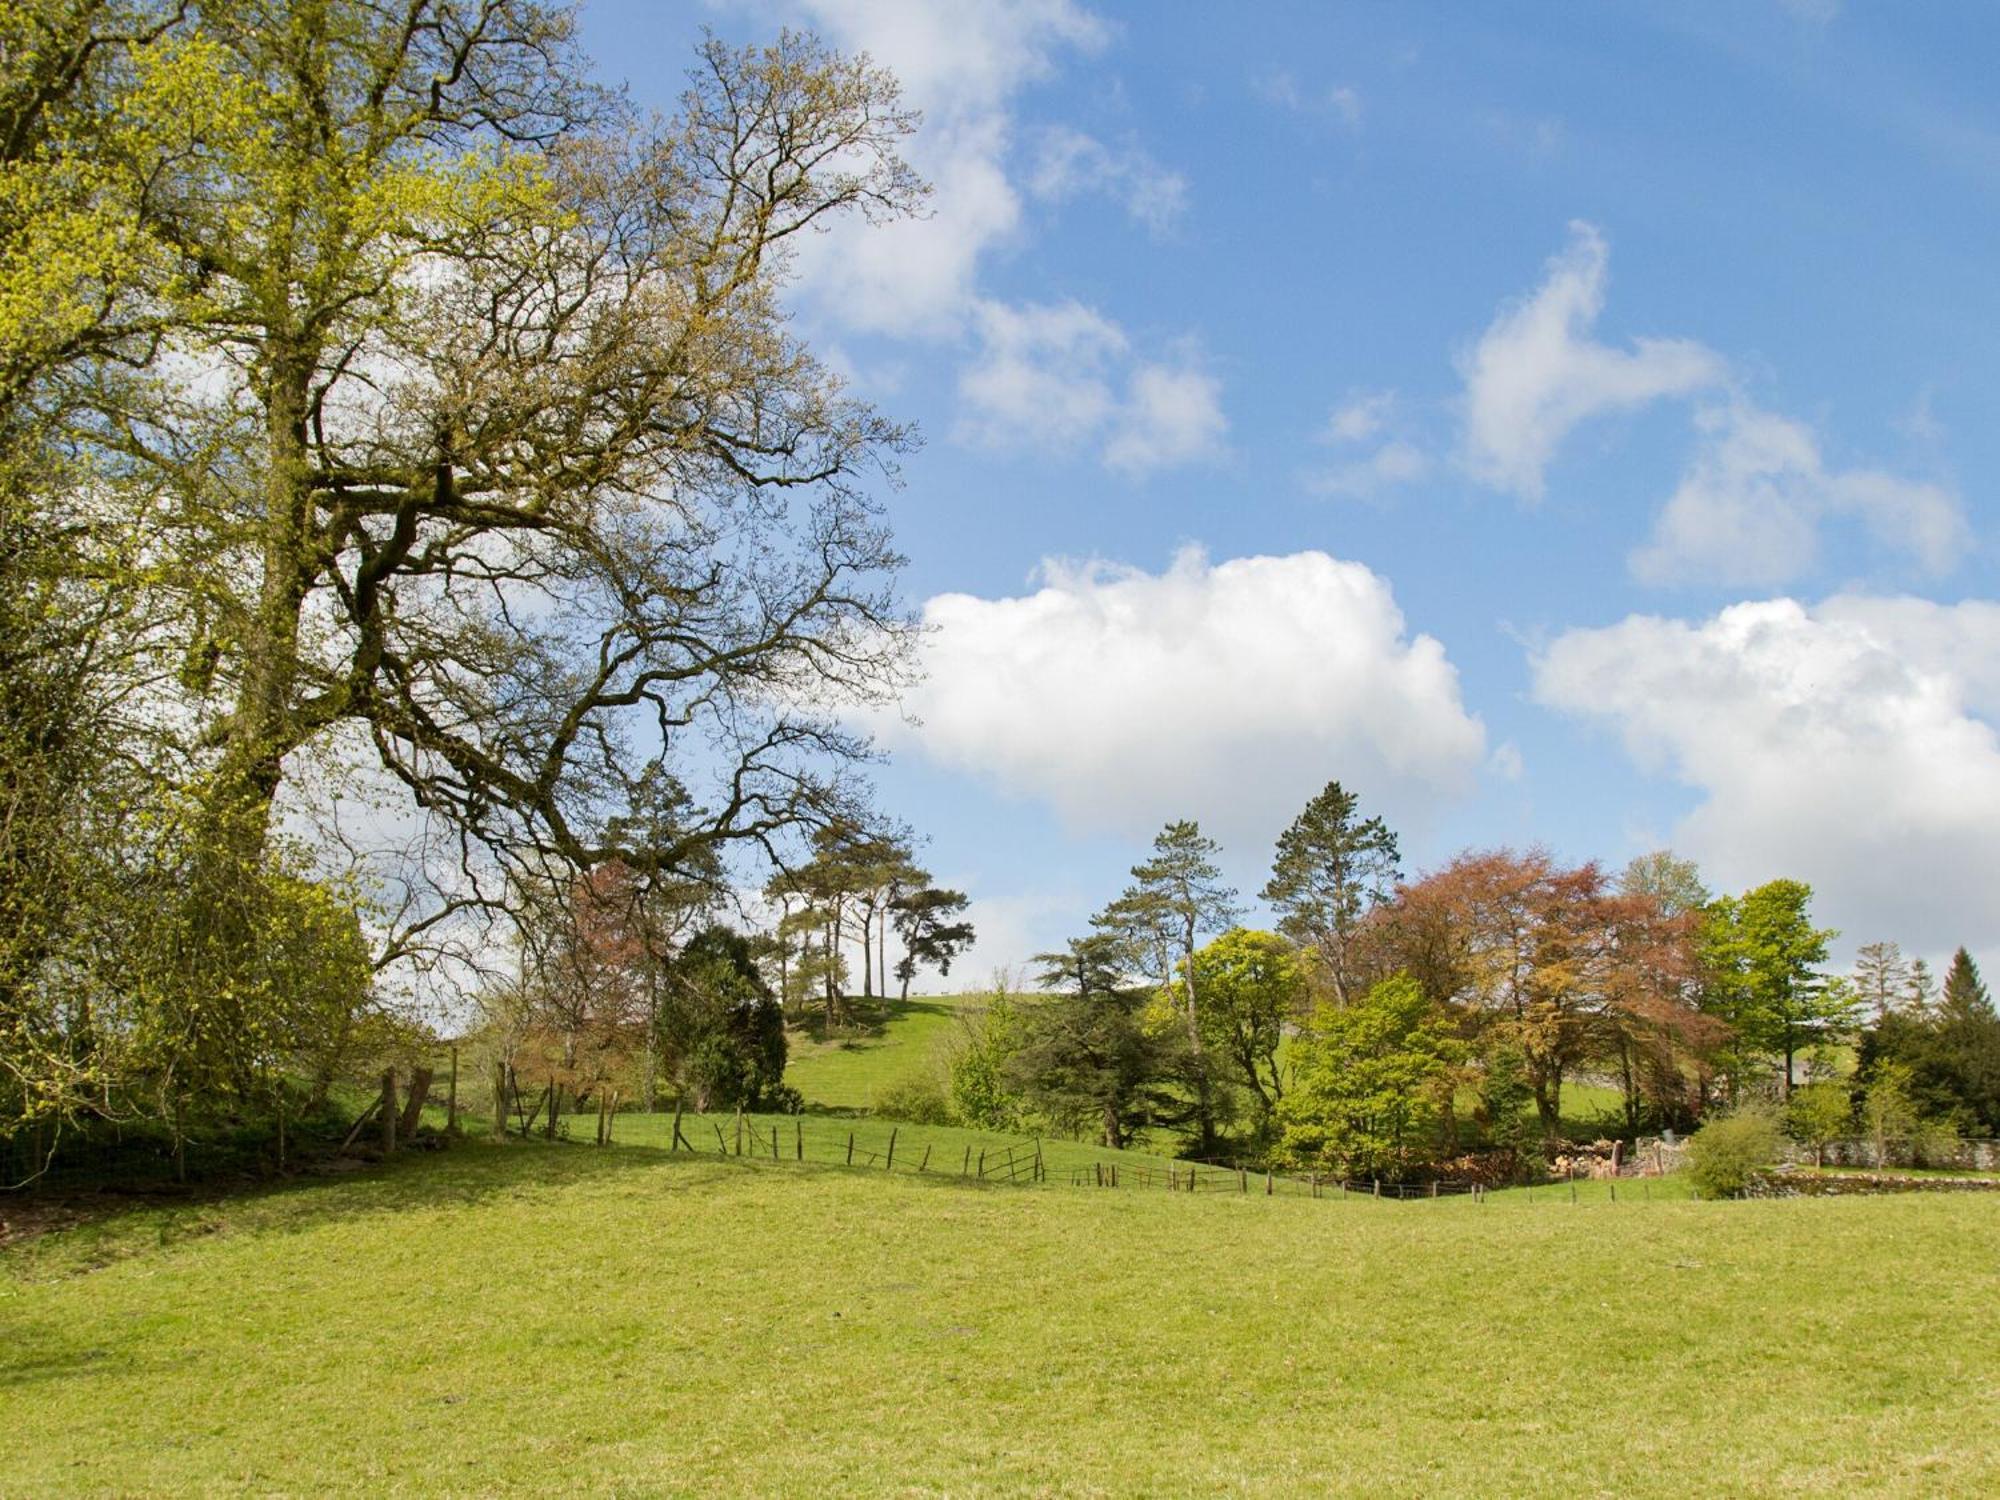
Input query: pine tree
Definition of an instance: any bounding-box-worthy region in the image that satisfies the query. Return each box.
[1095,820,1241,1153]
[1261,781,1400,1003]
[1906,957,1938,1018]
[1940,947,1994,1024]
[1853,941,1910,1021]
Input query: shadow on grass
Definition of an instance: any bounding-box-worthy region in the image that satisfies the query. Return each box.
[791,995,959,1049]
[2,1130,1043,1284]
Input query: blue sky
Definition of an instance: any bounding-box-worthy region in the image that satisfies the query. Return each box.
[583,1,2000,977]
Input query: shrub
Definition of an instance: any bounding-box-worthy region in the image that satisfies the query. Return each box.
[873,1074,955,1126]
[1687,1109,1784,1198]
[948,987,1025,1131]
[1910,1117,1962,1170]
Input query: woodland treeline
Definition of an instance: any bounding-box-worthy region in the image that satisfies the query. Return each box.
[907,781,2000,1182]
[0,1,945,1177]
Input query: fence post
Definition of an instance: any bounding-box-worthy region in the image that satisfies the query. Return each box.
[919,1144,931,1173]
[1265,1170,1273,1196]
[847,1131,855,1166]
[1238,1168,1247,1194]
[493,1060,508,1141]
[978,1148,986,1179]
[1372,1179,1380,1199]
[771,1125,779,1161]
[796,1118,803,1161]
[1609,1180,1617,1203]
[962,1145,971,1176]
[1430,1181,1438,1200]
[886,1128,897,1171]
[714,1122,729,1155]
[734,1110,743,1157]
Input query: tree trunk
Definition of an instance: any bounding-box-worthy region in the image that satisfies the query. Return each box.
[860,902,873,1000]
[380,1069,397,1155]
[397,1066,433,1139]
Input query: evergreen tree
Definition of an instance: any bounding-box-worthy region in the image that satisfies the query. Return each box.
[1941,947,1994,1024]
[1852,941,1910,1021]
[1094,820,1242,1152]
[1261,780,1400,1004]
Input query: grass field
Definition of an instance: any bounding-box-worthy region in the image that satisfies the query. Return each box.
[7,1139,2000,1496]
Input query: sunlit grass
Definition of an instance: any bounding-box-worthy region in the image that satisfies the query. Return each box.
[7,1139,2000,1495]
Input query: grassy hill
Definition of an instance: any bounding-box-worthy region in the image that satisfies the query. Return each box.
[782,993,974,1113]
[7,1139,2000,1495]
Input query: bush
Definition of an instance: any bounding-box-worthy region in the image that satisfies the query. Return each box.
[873,1074,955,1126]
[1910,1117,1962,1170]
[1687,1109,1784,1198]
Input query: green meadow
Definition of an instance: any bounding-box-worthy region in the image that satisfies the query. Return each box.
[7,1140,1999,1497]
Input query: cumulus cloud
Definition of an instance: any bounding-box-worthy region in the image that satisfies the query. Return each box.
[956,306,1226,473]
[1028,125,1189,235]
[1532,595,2000,958]
[881,547,1486,845]
[1458,221,1725,499]
[1630,402,1968,586]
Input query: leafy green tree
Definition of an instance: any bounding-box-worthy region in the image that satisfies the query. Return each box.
[1618,850,1711,917]
[1186,928,1302,1127]
[1276,975,1466,1180]
[947,983,1025,1131]
[1785,1080,1851,1168]
[1701,880,1846,1097]
[1260,781,1399,1003]
[1857,1060,1918,1167]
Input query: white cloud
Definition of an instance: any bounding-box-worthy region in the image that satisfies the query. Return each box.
[882,547,1486,846]
[955,299,1127,450]
[1458,221,1726,500]
[1310,440,1431,501]
[1103,359,1228,475]
[1532,595,2000,959]
[1327,391,1394,444]
[763,0,1110,337]
[956,307,1225,474]
[1028,125,1189,236]
[1311,392,1429,499]
[1631,403,1968,586]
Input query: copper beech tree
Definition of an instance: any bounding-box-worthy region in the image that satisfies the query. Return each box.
[1361,847,1719,1136]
